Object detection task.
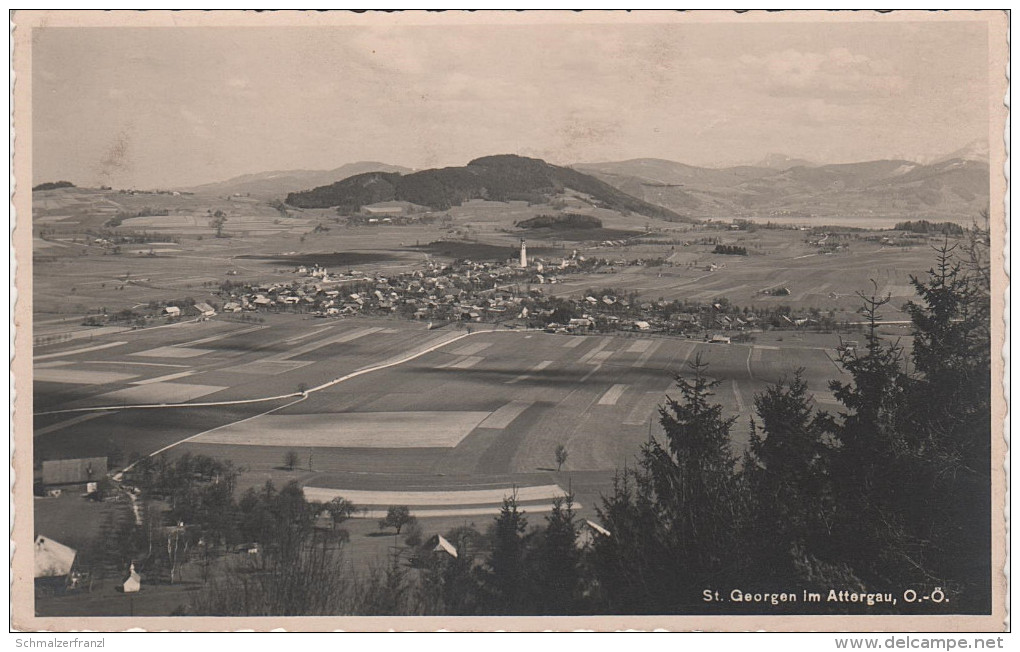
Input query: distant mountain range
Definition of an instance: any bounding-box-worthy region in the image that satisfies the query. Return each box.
[934,139,989,164]
[574,148,989,220]
[284,154,687,221]
[181,162,413,198]
[177,140,989,222]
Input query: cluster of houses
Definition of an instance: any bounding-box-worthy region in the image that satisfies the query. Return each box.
[201,251,832,339]
[162,301,216,319]
[213,258,547,322]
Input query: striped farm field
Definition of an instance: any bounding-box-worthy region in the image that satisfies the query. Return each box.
[192,411,492,448]
[33,313,890,537]
[303,483,568,507]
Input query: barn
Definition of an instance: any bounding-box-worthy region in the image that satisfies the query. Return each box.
[41,456,108,487]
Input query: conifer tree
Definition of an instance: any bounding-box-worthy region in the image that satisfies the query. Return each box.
[742,370,835,588]
[532,494,581,614]
[827,286,911,589]
[482,492,530,614]
[592,354,743,613]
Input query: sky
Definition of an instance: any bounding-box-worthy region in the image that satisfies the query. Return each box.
[31,18,991,189]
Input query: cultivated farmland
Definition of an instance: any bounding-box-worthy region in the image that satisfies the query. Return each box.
[31,184,938,616]
[34,314,876,526]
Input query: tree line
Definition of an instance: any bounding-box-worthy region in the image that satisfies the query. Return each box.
[712,244,748,256]
[893,220,966,235]
[585,232,991,614]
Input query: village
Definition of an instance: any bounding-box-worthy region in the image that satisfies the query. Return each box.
[76,238,852,345]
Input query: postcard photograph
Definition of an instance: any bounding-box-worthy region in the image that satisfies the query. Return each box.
[10,10,1008,632]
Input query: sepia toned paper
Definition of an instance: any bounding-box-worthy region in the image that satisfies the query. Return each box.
[10,9,1009,632]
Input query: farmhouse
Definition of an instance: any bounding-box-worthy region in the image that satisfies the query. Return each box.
[568,317,593,333]
[426,534,458,559]
[710,334,732,344]
[122,562,141,593]
[34,536,77,580]
[163,306,181,317]
[194,302,216,317]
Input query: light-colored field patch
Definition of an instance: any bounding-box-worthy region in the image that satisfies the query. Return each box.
[588,350,614,365]
[230,359,312,375]
[124,215,198,227]
[35,361,73,369]
[34,368,138,385]
[674,341,697,368]
[283,326,334,345]
[447,356,483,369]
[577,338,611,364]
[477,401,533,429]
[627,340,653,353]
[91,361,190,368]
[449,342,492,356]
[273,326,384,361]
[35,411,113,437]
[598,384,629,406]
[624,385,672,425]
[506,360,554,384]
[131,370,197,385]
[35,341,127,361]
[96,382,227,404]
[562,337,585,348]
[304,483,567,506]
[632,340,663,368]
[180,324,266,347]
[131,346,213,359]
[193,411,491,448]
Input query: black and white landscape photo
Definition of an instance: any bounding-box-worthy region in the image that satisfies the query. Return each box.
[14,10,1007,630]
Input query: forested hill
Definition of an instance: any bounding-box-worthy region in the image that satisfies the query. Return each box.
[284,154,688,222]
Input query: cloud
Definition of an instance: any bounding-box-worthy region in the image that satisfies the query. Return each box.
[739,47,905,99]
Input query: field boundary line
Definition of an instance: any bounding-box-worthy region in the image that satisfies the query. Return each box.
[34,391,305,416]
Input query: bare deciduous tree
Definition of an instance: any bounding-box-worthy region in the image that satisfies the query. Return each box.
[554,444,568,472]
